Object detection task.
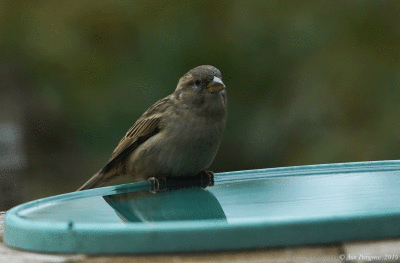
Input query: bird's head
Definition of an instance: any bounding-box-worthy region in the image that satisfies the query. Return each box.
[174,65,227,114]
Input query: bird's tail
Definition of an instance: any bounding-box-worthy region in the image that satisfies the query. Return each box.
[77,169,112,191]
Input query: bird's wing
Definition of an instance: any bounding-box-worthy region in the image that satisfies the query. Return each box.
[101,96,171,173]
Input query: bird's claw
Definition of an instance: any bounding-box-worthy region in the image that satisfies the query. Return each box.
[200,171,214,188]
[148,177,160,194]
[148,171,215,193]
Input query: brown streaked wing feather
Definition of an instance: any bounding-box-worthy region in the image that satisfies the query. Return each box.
[109,113,161,161]
[102,97,171,170]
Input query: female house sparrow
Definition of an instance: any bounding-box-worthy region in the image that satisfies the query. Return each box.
[78,65,227,191]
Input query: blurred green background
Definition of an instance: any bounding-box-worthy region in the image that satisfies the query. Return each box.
[1,0,399,209]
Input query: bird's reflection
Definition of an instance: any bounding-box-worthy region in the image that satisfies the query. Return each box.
[103,188,227,223]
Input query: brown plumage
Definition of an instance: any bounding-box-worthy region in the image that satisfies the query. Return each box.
[77,65,227,191]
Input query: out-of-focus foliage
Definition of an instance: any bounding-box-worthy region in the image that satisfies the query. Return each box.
[1,0,399,200]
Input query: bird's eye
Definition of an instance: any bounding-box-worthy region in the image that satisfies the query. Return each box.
[195,80,201,85]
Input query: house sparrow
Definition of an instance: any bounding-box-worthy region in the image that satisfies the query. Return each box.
[77,65,227,191]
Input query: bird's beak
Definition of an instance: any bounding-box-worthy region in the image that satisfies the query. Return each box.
[207,76,225,93]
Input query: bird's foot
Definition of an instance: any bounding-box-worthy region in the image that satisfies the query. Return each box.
[148,171,214,193]
[148,177,160,194]
[199,170,214,188]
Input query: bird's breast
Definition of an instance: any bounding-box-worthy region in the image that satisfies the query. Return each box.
[130,106,226,179]
[158,111,225,175]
